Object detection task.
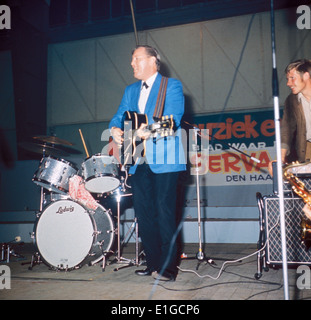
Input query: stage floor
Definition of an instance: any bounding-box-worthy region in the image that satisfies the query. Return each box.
[1,243,310,301]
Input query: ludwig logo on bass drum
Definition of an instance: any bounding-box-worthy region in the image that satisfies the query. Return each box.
[56,206,74,214]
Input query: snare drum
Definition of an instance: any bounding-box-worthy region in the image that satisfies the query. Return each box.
[34,199,115,270]
[33,156,78,194]
[81,154,120,194]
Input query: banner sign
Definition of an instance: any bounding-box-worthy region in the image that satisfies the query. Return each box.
[189,109,277,186]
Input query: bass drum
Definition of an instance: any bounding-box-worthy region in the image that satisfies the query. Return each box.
[35,199,115,270]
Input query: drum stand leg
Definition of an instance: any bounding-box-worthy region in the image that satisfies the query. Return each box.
[113,219,142,271]
[21,251,42,270]
[22,187,45,270]
[90,252,111,272]
[102,255,106,272]
[111,192,142,271]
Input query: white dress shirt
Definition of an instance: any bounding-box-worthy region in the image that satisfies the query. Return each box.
[138,72,158,114]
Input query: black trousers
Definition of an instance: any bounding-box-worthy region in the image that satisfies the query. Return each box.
[130,163,180,277]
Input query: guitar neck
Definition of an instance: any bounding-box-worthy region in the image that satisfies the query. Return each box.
[123,111,174,132]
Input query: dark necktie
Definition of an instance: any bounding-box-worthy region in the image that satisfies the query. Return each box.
[142,82,149,89]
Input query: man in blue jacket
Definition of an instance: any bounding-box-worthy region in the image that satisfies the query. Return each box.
[109,45,186,281]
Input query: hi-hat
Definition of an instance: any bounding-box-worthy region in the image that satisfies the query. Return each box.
[33,135,74,146]
[18,141,70,157]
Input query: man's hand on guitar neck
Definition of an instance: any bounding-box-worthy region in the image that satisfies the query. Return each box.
[136,123,151,140]
[110,127,124,145]
[111,123,150,146]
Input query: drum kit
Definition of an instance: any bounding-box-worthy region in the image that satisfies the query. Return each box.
[20,134,139,272]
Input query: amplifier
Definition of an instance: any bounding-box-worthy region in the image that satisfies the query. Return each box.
[263,195,311,266]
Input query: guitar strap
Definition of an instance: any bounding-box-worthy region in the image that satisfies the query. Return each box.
[153,76,168,121]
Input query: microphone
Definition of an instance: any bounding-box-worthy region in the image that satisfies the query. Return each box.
[251,157,261,164]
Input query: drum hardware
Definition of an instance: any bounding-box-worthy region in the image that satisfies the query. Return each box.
[24,144,66,270]
[33,135,74,146]
[21,251,43,270]
[92,230,102,236]
[89,238,115,270]
[108,190,143,271]
[1,239,24,264]
[19,135,81,158]
[112,217,145,271]
[18,141,70,158]
[20,232,44,270]
[43,192,70,207]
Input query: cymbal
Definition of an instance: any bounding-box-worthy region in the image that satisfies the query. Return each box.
[18,142,70,157]
[33,135,74,146]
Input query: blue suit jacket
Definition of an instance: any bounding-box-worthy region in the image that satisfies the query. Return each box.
[109,73,186,174]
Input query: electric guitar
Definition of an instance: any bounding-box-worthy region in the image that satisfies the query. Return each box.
[121,111,174,166]
[283,162,311,251]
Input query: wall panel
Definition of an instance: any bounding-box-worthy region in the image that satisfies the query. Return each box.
[47,8,311,130]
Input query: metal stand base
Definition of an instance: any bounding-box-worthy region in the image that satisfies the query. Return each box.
[21,252,43,270]
[195,250,215,270]
[111,217,144,271]
[182,250,216,270]
[1,243,24,263]
[108,191,143,271]
[89,253,110,272]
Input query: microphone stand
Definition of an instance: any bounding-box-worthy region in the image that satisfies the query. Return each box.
[270,0,289,300]
[192,126,215,269]
[183,121,261,269]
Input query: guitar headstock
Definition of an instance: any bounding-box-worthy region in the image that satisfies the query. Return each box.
[284,161,311,175]
[151,115,174,137]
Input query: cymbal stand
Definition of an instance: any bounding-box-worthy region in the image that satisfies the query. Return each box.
[24,150,47,270]
[38,146,47,213]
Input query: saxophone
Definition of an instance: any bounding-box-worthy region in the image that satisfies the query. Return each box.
[283,161,311,251]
